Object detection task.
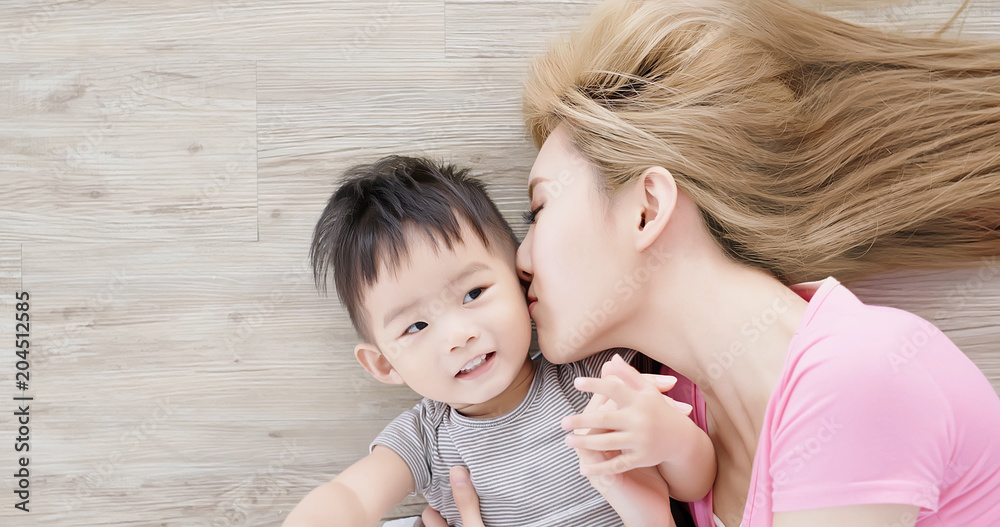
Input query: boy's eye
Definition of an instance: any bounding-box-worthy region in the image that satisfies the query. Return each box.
[521,205,542,225]
[404,321,428,335]
[464,287,484,303]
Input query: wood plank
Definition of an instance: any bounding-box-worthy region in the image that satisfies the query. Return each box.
[445,1,599,58]
[0,419,424,525]
[17,241,424,422]
[444,0,1000,59]
[800,0,1000,39]
[257,58,538,244]
[0,1,444,62]
[0,60,257,242]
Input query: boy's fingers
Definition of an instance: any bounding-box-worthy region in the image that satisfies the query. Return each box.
[601,354,652,391]
[579,451,637,476]
[565,431,630,451]
[571,443,610,465]
[583,391,610,412]
[674,400,693,415]
[574,376,635,405]
[641,373,678,392]
[449,466,485,527]
[562,410,623,432]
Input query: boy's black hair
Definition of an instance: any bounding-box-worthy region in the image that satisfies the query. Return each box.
[310,155,519,343]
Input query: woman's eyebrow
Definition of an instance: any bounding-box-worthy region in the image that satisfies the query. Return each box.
[528,177,549,201]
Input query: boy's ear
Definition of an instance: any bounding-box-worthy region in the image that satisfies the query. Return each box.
[355,342,405,385]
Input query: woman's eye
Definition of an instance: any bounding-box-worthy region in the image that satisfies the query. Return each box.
[464,287,484,303]
[521,205,542,225]
[404,321,428,335]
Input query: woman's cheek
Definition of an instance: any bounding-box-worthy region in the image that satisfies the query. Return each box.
[536,229,560,285]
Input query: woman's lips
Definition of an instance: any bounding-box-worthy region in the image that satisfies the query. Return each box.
[527,295,538,317]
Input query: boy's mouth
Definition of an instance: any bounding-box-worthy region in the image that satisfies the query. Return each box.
[455,352,496,378]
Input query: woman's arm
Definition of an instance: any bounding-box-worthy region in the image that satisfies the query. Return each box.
[282,445,415,527]
[773,504,919,527]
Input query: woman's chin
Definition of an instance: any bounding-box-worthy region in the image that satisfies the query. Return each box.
[537,329,589,364]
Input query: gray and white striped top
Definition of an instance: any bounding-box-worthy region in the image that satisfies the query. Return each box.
[371,348,638,527]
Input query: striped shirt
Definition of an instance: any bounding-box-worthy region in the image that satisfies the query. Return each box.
[371,348,638,527]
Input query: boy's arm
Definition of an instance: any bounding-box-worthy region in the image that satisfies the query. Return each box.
[655,415,716,502]
[282,445,416,527]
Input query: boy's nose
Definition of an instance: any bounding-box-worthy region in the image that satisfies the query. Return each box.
[449,328,479,352]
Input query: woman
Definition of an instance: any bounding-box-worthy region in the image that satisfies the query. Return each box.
[425,0,1000,525]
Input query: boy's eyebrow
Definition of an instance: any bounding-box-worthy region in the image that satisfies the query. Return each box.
[383,261,491,327]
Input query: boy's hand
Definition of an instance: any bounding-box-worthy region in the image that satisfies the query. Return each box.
[562,354,693,476]
[568,379,676,527]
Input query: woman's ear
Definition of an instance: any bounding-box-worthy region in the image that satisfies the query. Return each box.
[634,166,678,252]
[355,342,405,385]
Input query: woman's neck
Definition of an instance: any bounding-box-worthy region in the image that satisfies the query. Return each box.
[611,255,810,462]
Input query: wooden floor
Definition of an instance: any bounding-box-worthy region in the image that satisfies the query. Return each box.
[0,1,998,525]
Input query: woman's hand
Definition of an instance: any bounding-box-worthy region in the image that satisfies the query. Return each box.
[563,354,693,476]
[419,466,484,527]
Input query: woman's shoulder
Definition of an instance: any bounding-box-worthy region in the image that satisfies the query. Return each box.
[788,279,952,375]
[774,278,1000,429]
[767,278,988,430]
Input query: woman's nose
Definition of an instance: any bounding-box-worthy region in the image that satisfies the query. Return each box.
[516,234,533,284]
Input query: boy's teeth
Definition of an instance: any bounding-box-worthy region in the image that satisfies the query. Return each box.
[460,353,489,373]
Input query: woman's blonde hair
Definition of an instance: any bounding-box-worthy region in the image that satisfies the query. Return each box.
[523,0,1000,283]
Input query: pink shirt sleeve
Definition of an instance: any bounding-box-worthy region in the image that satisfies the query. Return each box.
[765,310,949,511]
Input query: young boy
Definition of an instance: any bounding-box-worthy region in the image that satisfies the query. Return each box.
[283,155,715,527]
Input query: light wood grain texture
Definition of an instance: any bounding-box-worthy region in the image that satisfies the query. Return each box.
[0,1,445,62]
[256,57,537,246]
[0,60,257,241]
[0,1,997,526]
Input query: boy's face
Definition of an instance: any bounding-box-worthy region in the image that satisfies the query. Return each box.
[358,221,532,409]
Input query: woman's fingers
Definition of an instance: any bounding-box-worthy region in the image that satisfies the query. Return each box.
[449,466,485,527]
[420,506,450,527]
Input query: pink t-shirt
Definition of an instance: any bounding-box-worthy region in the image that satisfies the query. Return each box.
[670,276,1000,526]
